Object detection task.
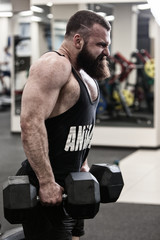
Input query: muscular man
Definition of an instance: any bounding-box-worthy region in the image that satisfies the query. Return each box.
[19,10,111,240]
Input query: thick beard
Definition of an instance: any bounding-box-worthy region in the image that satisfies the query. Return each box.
[77,43,110,81]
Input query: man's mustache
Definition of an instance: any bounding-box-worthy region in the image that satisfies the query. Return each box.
[96,54,109,66]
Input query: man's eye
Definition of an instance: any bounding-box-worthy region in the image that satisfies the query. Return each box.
[98,43,107,48]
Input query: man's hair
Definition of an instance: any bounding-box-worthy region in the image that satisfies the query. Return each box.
[65,10,111,39]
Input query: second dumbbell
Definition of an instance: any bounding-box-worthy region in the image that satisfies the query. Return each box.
[90,163,124,203]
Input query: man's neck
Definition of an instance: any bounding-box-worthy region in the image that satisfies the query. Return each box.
[58,41,79,71]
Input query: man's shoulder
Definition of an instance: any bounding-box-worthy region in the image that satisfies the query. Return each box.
[30,51,72,85]
[40,51,71,71]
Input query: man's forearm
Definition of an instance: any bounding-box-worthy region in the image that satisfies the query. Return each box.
[21,119,55,184]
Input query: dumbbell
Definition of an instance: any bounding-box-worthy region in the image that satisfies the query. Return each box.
[90,163,124,203]
[3,172,100,224]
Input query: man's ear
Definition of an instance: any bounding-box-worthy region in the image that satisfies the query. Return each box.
[73,34,84,50]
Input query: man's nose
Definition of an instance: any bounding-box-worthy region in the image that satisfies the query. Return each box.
[103,47,110,57]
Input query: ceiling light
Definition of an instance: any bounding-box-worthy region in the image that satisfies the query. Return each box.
[105,15,115,22]
[97,12,106,17]
[31,6,44,13]
[47,13,53,19]
[31,16,42,22]
[137,4,150,10]
[47,2,53,7]
[95,6,101,10]
[19,11,33,16]
[0,12,13,17]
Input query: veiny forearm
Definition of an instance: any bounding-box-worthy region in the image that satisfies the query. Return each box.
[21,118,55,185]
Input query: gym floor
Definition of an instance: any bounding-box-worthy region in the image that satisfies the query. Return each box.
[0,109,160,240]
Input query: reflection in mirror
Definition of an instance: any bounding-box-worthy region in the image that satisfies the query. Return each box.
[14,5,52,115]
[14,32,31,115]
[13,2,154,128]
[87,3,154,128]
[53,21,66,50]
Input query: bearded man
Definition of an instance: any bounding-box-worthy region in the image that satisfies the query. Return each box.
[19,10,111,240]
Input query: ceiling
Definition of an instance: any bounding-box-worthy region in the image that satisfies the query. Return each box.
[0,0,152,21]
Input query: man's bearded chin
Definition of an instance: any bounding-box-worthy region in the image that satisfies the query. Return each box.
[94,54,111,81]
[77,46,110,81]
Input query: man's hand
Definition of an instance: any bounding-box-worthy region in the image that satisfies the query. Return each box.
[39,181,64,206]
[80,159,90,172]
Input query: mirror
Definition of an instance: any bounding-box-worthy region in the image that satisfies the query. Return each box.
[14,30,31,115]
[52,2,154,128]
[87,3,154,128]
[13,2,155,130]
[13,5,52,115]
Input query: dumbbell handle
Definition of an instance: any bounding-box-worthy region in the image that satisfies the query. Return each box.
[36,194,67,202]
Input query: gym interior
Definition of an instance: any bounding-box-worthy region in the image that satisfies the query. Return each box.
[0,0,160,239]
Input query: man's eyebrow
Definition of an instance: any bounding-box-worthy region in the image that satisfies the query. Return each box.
[98,42,107,47]
[97,42,110,47]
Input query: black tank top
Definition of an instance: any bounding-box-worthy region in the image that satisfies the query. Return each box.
[23,52,100,187]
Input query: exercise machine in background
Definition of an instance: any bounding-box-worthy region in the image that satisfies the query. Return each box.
[96,49,154,127]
